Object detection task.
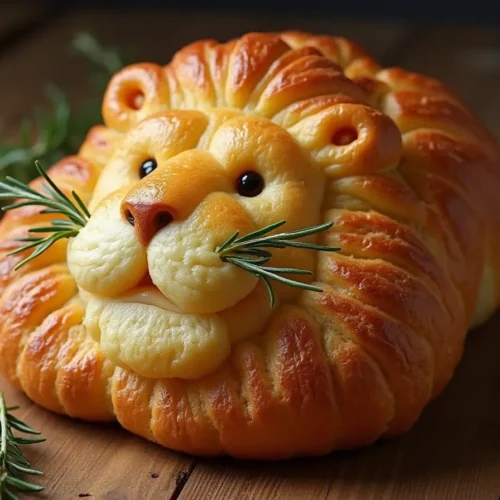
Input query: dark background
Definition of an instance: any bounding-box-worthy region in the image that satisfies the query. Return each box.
[72,0,500,23]
[1,0,499,138]
[7,0,500,22]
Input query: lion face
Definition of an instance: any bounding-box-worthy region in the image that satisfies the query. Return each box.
[67,109,325,379]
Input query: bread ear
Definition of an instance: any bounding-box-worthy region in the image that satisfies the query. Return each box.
[285,102,402,177]
[102,63,170,132]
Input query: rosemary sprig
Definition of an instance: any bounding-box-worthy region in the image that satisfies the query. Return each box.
[0,161,89,270]
[0,392,45,499]
[217,220,339,307]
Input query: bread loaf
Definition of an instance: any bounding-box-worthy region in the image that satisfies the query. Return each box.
[0,32,498,459]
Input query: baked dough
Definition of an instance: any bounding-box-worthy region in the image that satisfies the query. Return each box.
[0,32,498,459]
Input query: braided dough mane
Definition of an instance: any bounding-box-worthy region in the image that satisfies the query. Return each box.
[0,32,499,459]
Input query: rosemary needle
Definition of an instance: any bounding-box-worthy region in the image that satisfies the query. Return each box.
[0,161,89,270]
[217,220,339,307]
[0,393,45,499]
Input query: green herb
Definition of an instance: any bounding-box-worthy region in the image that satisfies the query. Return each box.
[71,32,127,78]
[0,33,128,185]
[0,160,340,305]
[0,161,89,270]
[217,220,339,307]
[0,392,45,499]
[0,85,72,184]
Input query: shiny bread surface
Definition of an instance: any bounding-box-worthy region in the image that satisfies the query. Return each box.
[0,31,499,459]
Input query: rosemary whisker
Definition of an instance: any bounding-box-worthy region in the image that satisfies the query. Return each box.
[216,230,239,253]
[261,276,275,307]
[249,240,340,251]
[226,256,271,266]
[49,219,77,227]
[0,178,41,196]
[0,202,38,212]
[7,241,44,254]
[37,161,72,201]
[235,220,287,243]
[217,219,339,307]
[254,266,313,275]
[232,248,273,258]
[268,221,334,239]
[28,224,79,233]
[72,191,91,218]
[226,257,323,291]
[0,162,90,270]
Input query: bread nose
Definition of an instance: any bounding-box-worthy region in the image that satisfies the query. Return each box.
[120,150,231,245]
[122,199,174,246]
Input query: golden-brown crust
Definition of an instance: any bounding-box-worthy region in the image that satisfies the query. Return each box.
[0,31,499,459]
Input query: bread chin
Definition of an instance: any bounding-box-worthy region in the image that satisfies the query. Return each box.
[84,297,230,379]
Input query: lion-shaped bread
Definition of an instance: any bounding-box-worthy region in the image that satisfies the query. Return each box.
[0,32,499,459]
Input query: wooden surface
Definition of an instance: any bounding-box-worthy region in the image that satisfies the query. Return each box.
[0,7,499,500]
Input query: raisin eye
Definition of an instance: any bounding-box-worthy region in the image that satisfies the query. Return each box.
[236,171,264,197]
[139,158,157,178]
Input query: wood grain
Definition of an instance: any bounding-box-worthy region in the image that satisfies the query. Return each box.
[179,312,500,500]
[2,309,499,499]
[0,379,194,499]
[0,8,499,500]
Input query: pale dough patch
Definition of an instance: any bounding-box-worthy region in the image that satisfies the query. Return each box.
[85,299,230,379]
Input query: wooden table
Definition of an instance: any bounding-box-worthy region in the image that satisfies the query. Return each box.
[1,5,499,499]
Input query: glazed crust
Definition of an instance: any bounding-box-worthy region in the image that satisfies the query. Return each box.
[1,31,499,459]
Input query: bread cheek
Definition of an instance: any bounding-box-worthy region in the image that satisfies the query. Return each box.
[88,157,137,212]
[67,197,147,297]
[90,111,210,211]
[237,182,321,235]
[209,115,320,187]
[83,297,106,342]
[148,193,258,314]
[93,301,230,379]
[235,183,322,302]
[220,282,274,343]
[209,116,325,300]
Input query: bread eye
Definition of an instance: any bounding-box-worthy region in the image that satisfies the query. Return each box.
[139,159,157,178]
[236,171,264,197]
